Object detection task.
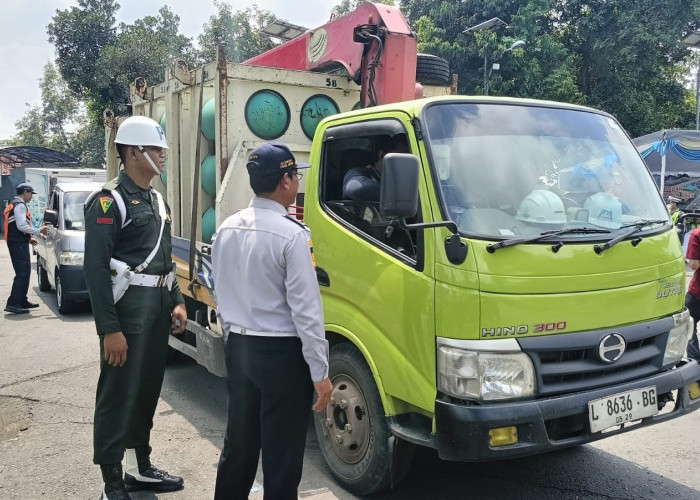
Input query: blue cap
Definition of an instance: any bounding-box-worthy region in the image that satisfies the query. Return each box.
[246,142,310,177]
[16,183,36,194]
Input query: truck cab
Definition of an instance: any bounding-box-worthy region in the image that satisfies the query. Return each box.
[35,182,102,313]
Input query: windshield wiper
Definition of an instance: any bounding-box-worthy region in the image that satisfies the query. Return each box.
[594,219,668,254]
[486,227,611,253]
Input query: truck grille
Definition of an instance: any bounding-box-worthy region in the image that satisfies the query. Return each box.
[518,318,672,397]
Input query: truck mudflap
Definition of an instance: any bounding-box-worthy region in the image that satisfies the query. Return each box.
[434,360,700,461]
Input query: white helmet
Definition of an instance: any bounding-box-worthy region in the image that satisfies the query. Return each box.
[516,190,567,225]
[115,115,168,149]
[584,192,622,229]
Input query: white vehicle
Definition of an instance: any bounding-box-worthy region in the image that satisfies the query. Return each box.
[34,181,104,313]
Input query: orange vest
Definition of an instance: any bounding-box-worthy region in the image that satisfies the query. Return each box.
[3,201,31,242]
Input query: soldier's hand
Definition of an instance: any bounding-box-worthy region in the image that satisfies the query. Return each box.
[103,332,128,367]
[172,303,187,334]
[312,377,333,411]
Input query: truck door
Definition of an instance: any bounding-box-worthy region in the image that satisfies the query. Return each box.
[309,117,437,414]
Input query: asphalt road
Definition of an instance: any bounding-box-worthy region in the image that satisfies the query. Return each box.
[2,239,700,500]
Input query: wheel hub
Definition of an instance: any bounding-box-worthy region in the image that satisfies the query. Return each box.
[320,374,370,464]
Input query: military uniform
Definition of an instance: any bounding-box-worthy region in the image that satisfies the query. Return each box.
[84,171,184,468]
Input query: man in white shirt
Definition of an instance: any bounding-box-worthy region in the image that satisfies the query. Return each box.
[212,142,332,500]
[3,183,49,314]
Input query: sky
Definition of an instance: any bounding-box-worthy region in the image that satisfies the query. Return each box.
[0,0,335,141]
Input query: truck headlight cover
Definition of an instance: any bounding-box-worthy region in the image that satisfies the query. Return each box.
[60,251,84,266]
[663,309,694,366]
[437,345,535,401]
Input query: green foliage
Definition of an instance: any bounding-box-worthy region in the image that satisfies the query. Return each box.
[197,2,277,63]
[402,0,700,136]
[9,63,105,168]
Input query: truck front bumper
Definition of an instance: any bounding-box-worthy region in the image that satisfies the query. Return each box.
[58,265,90,301]
[434,359,700,461]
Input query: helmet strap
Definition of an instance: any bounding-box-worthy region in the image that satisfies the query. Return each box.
[138,146,162,175]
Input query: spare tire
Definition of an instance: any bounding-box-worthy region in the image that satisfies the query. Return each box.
[416,53,450,86]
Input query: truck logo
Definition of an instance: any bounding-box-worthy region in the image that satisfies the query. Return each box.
[308,29,328,63]
[482,325,528,337]
[598,333,626,363]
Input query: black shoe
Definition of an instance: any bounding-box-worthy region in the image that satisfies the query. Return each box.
[21,302,39,309]
[124,465,184,492]
[101,480,132,500]
[4,305,29,314]
[100,464,131,500]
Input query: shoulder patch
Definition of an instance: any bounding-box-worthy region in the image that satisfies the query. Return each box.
[99,196,114,214]
[283,214,307,230]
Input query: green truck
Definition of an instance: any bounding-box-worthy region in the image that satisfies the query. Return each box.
[105,4,700,495]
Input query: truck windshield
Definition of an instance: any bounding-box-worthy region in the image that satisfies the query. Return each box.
[63,192,90,230]
[422,103,669,239]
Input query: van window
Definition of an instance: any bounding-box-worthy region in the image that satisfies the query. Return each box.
[63,192,90,230]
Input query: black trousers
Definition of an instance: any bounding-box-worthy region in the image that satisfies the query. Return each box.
[6,240,30,307]
[215,334,313,500]
[93,287,172,464]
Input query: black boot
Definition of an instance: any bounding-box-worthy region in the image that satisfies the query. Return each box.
[123,445,184,492]
[100,463,131,500]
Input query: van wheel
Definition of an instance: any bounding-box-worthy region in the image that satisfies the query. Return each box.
[37,258,51,292]
[313,343,414,495]
[55,269,74,314]
[416,53,450,86]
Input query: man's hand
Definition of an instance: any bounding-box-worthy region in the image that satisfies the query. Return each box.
[172,303,187,334]
[29,237,38,246]
[39,225,50,235]
[312,377,333,411]
[103,332,128,367]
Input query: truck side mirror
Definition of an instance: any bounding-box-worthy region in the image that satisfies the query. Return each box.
[44,209,58,227]
[380,153,419,219]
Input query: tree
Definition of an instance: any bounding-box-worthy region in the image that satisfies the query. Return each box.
[47,0,119,96]
[9,63,104,168]
[401,0,700,136]
[197,2,277,63]
[96,7,195,116]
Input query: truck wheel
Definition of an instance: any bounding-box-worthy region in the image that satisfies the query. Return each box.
[416,53,450,86]
[55,269,74,314]
[37,258,51,292]
[313,343,414,495]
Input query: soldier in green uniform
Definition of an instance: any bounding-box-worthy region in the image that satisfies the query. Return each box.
[84,116,188,500]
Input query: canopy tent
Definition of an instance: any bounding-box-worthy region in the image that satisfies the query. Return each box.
[632,130,700,200]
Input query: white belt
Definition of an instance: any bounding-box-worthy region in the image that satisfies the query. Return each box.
[130,272,174,289]
[228,325,297,338]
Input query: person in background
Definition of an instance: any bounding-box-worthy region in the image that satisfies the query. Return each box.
[84,116,187,500]
[212,142,332,500]
[3,182,49,314]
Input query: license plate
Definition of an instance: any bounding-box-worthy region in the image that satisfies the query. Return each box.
[588,386,658,433]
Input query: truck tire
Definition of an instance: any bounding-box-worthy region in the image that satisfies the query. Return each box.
[416,53,450,86]
[313,343,414,495]
[55,268,74,314]
[37,258,51,292]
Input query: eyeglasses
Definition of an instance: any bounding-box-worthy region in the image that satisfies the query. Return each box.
[289,170,303,180]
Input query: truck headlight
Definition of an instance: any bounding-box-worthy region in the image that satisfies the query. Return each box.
[663,309,694,366]
[60,251,84,266]
[437,345,535,401]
